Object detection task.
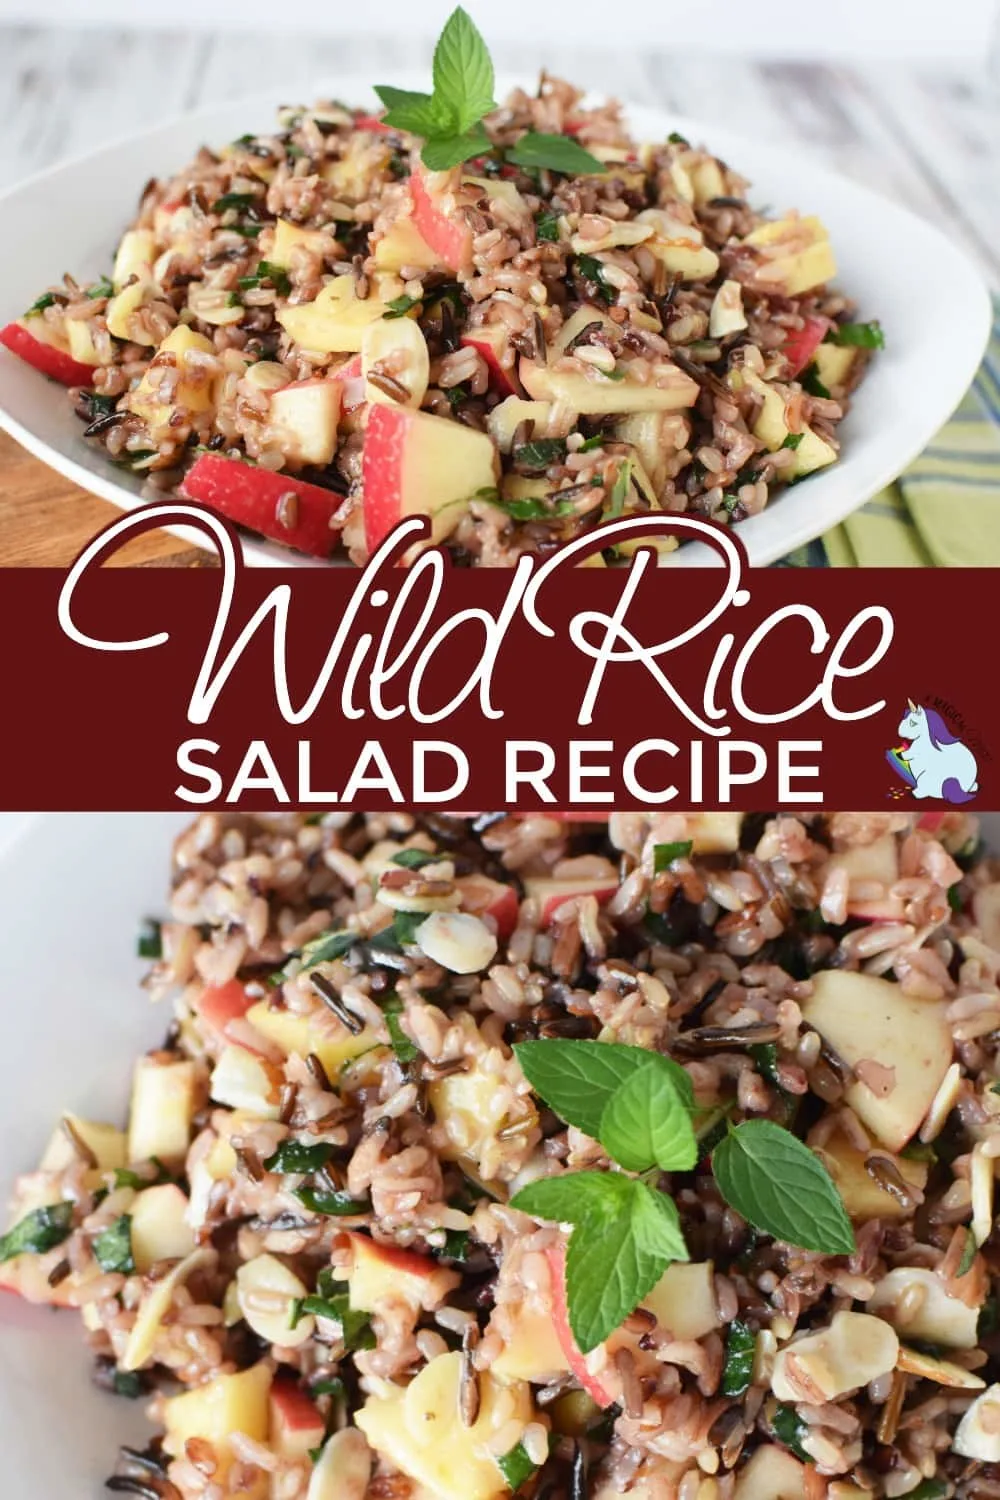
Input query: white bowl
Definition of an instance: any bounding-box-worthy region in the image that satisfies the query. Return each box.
[0,810,998,1496]
[0,78,990,568]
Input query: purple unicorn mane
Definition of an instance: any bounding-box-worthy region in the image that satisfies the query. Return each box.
[922,707,961,748]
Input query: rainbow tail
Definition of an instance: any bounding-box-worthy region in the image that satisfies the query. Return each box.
[886,747,916,788]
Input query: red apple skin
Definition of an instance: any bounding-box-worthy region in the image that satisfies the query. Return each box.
[344,1230,441,1280]
[460,330,518,396]
[456,874,520,942]
[179,453,342,558]
[270,1379,326,1457]
[526,877,619,927]
[333,353,365,412]
[0,320,97,387]
[917,813,947,834]
[362,402,408,554]
[354,113,390,133]
[196,980,254,1044]
[783,316,832,378]
[545,1246,615,1406]
[410,170,473,273]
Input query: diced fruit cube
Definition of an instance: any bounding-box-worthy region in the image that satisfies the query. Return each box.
[428,1063,512,1166]
[743,215,837,296]
[520,359,698,415]
[771,1311,898,1403]
[734,1445,809,1500]
[179,453,344,558]
[210,1045,282,1119]
[409,171,473,274]
[127,324,216,441]
[808,1125,928,1222]
[332,1231,460,1313]
[65,318,104,368]
[362,404,499,555]
[461,326,518,395]
[523,874,618,926]
[687,813,743,854]
[40,1115,127,1174]
[195,980,255,1047]
[267,378,342,467]
[112,229,156,289]
[732,369,837,479]
[486,397,554,454]
[127,1055,197,1165]
[361,316,430,409]
[106,280,157,344]
[0,320,99,387]
[867,1267,980,1349]
[163,1362,273,1473]
[813,341,857,392]
[642,1261,719,1340]
[130,1183,197,1271]
[244,998,379,1079]
[356,1351,531,1500]
[489,1302,572,1382]
[801,970,953,1151]
[270,1379,326,1459]
[373,216,443,273]
[782,316,832,378]
[635,209,720,281]
[455,873,520,941]
[269,219,331,269]
[277,273,403,354]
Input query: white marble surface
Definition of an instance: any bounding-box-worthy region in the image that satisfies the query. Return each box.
[0,25,997,289]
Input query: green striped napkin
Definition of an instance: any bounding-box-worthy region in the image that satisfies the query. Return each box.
[779,298,1000,567]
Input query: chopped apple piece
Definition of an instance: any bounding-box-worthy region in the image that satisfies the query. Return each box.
[270,1379,326,1459]
[362,316,430,409]
[520,359,698,415]
[813,342,857,391]
[689,158,726,207]
[771,1311,898,1403]
[210,1044,282,1119]
[163,1362,273,1484]
[128,1055,197,1165]
[277,273,404,354]
[455,873,520,941]
[551,306,619,358]
[106,280,157,344]
[195,979,255,1048]
[179,453,344,558]
[332,1232,460,1313]
[127,324,216,441]
[523,874,618,926]
[709,279,748,339]
[362,404,499,555]
[122,1247,214,1371]
[112,229,156,290]
[743,215,837,296]
[267,378,342,467]
[802,970,952,1151]
[734,1445,809,1500]
[65,318,104,368]
[461,325,518,396]
[269,218,331,268]
[428,1063,513,1166]
[373,216,443,273]
[732,369,837,479]
[808,1125,928,1222]
[867,1268,980,1349]
[41,1115,127,1175]
[244,998,379,1080]
[356,1351,531,1500]
[130,1183,197,1271]
[409,170,473,274]
[634,209,720,281]
[0,319,99,387]
[486,397,554,454]
[643,1261,719,1340]
[688,812,743,854]
[236,1253,314,1348]
[489,1302,571,1382]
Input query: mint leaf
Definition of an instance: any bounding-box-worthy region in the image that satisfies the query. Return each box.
[374,86,442,137]
[510,1169,623,1226]
[653,840,693,871]
[599,1062,697,1173]
[290,1289,374,1350]
[432,7,496,134]
[295,1185,370,1216]
[721,1318,755,1396]
[92,1215,135,1276]
[507,132,606,176]
[713,1120,856,1255]
[514,1038,694,1140]
[771,1403,811,1462]
[422,125,491,172]
[565,1178,687,1351]
[391,848,436,869]
[496,1442,538,1492]
[830,319,884,349]
[263,1140,336,1175]
[381,994,419,1063]
[0,1202,74,1262]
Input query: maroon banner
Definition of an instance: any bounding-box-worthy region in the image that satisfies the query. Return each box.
[0,508,994,812]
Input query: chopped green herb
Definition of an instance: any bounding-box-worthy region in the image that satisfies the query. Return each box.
[495,1441,538,1492]
[899,1140,937,1162]
[25,292,57,316]
[956,1227,978,1278]
[442,1229,470,1262]
[506,132,606,176]
[492,494,572,521]
[0,1202,74,1263]
[136,918,162,960]
[238,261,291,296]
[607,459,632,515]
[382,994,419,1063]
[310,1377,346,1398]
[720,1319,755,1397]
[667,131,690,145]
[535,211,561,243]
[113,1160,172,1191]
[780,432,804,450]
[92,1216,135,1276]
[903,1483,948,1500]
[295,1185,370,1217]
[272,927,357,985]
[749,1042,781,1087]
[512,437,567,470]
[653,840,693,872]
[830,319,885,349]
[111,1370,147,1399]
[801,365,830,399]
[86,277,115,301]
[601,366,627,382]
[771,1402,811,1462]
[578,432,610,452]
[445,383,471,408]
[264,1140,337,1175]
[290,1289,375,1349]
[573,254,613,304]
[212,192,259,213]
[947,885,964,913]
[383,293,422,319]
[230,224,262,239]
[391,848,436,869]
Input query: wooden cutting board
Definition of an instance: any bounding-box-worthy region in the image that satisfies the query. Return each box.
[0,431,216,567]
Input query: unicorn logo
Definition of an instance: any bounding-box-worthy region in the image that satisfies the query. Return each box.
[886,699,979,804]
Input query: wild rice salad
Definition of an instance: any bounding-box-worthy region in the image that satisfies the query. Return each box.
[0,10,882,564]
[6,809,1000,1500]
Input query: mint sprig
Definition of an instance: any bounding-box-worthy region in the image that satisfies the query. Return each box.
[506,131,606,176]
[376,8,496,171]
[713,1119,856,1255]
[513,1038,693,1140]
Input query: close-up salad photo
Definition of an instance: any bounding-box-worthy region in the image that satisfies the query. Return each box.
[5,809,1000,1500]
